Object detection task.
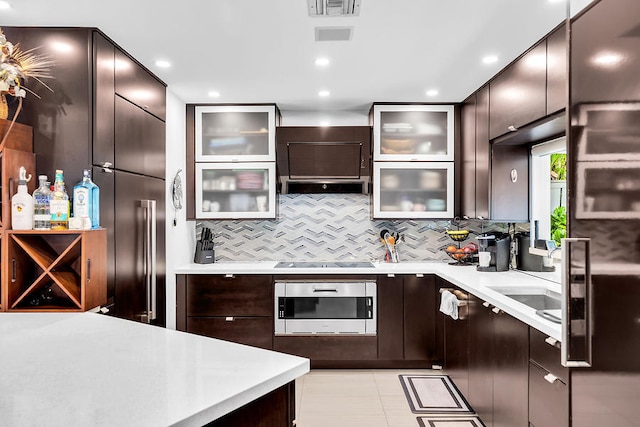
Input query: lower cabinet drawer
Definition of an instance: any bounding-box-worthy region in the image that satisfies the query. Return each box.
[529,362,568,427]
[530,327,568,383]
[274,335,378,360]
[187,317,273,350]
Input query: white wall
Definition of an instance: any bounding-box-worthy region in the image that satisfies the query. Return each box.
[280,110,369,127]
[164,90,195,330]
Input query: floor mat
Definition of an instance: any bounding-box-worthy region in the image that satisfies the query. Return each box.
[399,374,474,414]
[417,415,485,426]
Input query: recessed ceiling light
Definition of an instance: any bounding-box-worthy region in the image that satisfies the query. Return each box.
[315,57,330,67]
[482,55,499,64]
[426,89,439,97]
[208,91,221,98]
[155,60,171,68]
[318,90,330,97]
[0,1,11,9]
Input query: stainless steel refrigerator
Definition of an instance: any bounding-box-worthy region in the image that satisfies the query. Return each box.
[566,0,640,425]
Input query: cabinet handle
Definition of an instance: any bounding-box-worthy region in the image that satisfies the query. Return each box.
[225,274,235,279]
[561,238,592,368]
[482,301,491,308]
[225,317,234,322]
[416,273,424,278]
[86,259,91,282]
[544,373,559,384]
[545,336,560,348]
[492,307,501,314]
[387,273,395,278]
[508,125,518,132]
[11,259,16,282]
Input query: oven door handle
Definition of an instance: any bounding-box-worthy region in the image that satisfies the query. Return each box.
[313,288,338,293]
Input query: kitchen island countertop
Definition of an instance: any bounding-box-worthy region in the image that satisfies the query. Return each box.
[176,261,563,341]
[0,312,309,427]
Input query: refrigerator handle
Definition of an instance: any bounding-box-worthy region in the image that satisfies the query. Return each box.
[561,237,592,368]
[140,199,157,323]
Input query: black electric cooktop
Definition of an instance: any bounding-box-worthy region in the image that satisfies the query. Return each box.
[274,261,375,268]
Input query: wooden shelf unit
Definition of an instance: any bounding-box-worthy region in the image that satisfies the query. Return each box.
[1,229,107,312]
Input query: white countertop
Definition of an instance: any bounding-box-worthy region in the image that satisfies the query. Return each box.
[176,261,563,341]
[0,313,309,427]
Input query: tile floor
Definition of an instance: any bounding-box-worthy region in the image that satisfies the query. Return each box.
[295,369,443,427]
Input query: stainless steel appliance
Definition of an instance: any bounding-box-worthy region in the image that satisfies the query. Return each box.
[274,280,376,335]
[566,2,640,425]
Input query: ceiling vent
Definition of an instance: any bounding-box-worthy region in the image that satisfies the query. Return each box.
[315,26,354,42]
[307,0,361,17]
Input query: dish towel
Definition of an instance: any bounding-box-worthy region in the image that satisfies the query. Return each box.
[439,290,460,320]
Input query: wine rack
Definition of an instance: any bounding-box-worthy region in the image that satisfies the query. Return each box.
[1,229,106,312]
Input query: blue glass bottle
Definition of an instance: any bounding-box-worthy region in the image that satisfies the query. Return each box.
[73,169,100,229]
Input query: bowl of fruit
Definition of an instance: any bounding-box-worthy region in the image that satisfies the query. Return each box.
[445,229,470,242]
[445,242,478,264]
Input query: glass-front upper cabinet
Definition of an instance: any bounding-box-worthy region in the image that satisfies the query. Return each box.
[372,104,455,161]
[373,162,454,219]
[195,163,276,219]
[195,105,277,162]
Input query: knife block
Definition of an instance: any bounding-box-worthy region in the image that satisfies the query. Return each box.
[194,241,215,264]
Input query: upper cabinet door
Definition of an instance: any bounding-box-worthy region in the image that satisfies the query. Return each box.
[489,42,547,140]
[546,23,568,115]
[373,105,455,161]
[114,49,166,121]
[195,105,277,162]
[373,162,454,219]
[92,31,115,169]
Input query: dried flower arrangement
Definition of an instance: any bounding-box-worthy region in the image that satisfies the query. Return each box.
[0,27,54,150]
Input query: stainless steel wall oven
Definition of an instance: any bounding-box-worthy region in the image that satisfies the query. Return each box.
[274,280,376,335]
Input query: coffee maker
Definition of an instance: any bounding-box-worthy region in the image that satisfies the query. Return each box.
[477,232,511,272]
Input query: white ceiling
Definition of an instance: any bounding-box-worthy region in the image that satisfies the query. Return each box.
[2,0,569,112]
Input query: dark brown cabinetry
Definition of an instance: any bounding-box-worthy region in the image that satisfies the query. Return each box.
[467,295,529,427]
[467,295,495,425]
[490,144,530,222]
[404,275,438,361]
[2,230,106,312]
[489,42,547,140]
[546,23,568,115]
[377,274,404,360]
[114,96,167,179]
[114,49,166,121]
[3,27,167,325]
[441,282,470,397]
[376,274,440,366]
[528,328,568,427]
[177,274,274,350]
[460,86,490,219]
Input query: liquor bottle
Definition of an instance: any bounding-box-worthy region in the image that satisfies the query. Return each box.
[73,169,100,229]
[33,175,51,230]
[50,169,70,230]
[11,166,33,230]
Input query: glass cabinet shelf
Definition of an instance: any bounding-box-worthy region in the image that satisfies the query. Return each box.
[195,105,277,162]
[373,162,454,218]
[576,161,640,219]
[372,104,455,161]
[195,163,276,219]
[577,103,640,161]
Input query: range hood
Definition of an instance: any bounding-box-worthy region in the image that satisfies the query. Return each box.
[276,126,372,194]
[280,141,369,194]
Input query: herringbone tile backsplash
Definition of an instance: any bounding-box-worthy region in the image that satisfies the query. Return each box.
[197,194,516,262]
